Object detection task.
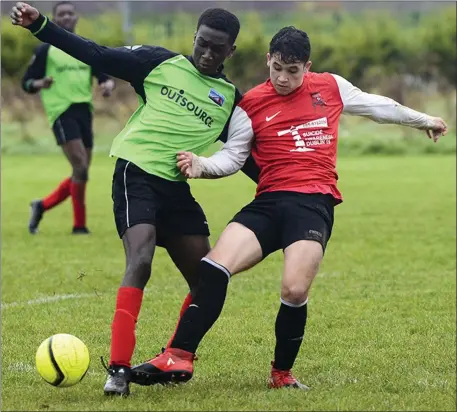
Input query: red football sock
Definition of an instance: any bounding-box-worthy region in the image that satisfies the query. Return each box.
[70,180,86,228]
[42,177,71,210]
[110,287,144,367]
[166,292,193,349]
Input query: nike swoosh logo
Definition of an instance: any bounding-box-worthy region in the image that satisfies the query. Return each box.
[266,111,281,122]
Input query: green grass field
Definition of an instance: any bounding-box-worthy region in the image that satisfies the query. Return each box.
[1,154,456,411]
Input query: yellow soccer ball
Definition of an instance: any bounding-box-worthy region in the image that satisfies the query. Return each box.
[35,334,90,387]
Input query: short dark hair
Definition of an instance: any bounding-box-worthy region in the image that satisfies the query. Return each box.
[269,26,311,64]
[52,1,75,16]
[197,8,240,44]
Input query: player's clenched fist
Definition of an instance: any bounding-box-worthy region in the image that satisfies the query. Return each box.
[177,152,202,178]
[10,2,39,27]
[424,117,448,143]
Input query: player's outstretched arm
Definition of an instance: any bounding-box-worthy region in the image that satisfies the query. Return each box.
[333,74,448,142]
[177,106,254,179]
[11,2,144,83]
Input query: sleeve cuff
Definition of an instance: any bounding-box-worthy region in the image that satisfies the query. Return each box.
[97,75,110,85]
[27,14,47,35]
[24,79,35,92]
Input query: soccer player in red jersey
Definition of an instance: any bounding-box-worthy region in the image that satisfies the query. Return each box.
[130,26,448,389]
[133,27,447,388]
[127,27,447,389]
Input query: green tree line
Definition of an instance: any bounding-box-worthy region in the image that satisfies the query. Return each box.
[1,7,455,91]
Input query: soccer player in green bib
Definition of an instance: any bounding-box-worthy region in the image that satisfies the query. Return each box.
[11,1,259,396]
[22,1,115,235]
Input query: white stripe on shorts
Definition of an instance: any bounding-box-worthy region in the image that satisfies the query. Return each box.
[123,161,131,228]
[57,119,67,143]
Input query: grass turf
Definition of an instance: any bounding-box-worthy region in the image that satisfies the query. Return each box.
[1,154,455,411]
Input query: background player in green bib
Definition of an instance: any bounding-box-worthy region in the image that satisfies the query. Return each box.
[21,1,115,235]
[11,1,259,396]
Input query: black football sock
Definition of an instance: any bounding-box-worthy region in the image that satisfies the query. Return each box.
[273,298,308,371]
[170,258,230,353]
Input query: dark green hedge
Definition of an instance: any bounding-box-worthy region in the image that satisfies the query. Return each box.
[2,7,455,90]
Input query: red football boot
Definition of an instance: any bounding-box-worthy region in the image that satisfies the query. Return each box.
[268,362,310,390]
[131,348,195,386]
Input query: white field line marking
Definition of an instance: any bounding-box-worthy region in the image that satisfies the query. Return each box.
[8,362,105,376]
[1,288,155,310]
[1,293,101,309]
[8,362,35,373]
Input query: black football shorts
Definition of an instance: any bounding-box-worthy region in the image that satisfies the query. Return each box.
[52,103,94,149]
[231,191,335,258]
[112,158,210,246]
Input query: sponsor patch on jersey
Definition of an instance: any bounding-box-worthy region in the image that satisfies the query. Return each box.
[311,92,326,108]
[208,88,225,107]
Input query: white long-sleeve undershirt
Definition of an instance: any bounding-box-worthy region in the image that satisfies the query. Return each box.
[193,74,435,178]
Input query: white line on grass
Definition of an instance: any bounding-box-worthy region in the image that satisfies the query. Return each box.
[1,287,154,310]
[8,362,105,376]
[1,293,101,309]
[8,362,35,373]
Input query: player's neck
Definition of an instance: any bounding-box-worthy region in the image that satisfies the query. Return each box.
[187,56,224,77]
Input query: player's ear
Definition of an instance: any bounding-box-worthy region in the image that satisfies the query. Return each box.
[266,53,271,67]
[305,60,312,72]
[193,31,197,45]
[227,44,236,59]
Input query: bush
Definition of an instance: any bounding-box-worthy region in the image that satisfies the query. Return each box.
[420,7,457,87]
[1,6,455,154]
[2,7,455,89]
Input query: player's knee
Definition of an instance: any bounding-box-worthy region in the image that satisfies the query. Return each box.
[75,168,88,181]
[178,263,201,291]
[189,282,200,299]
[185,274,200,294]
[131,254,152,274]
[281,283,308,305]
[128,250,153,281]
[71,160,89,181]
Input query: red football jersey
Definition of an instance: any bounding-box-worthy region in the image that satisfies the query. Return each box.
[239,72,344,203]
